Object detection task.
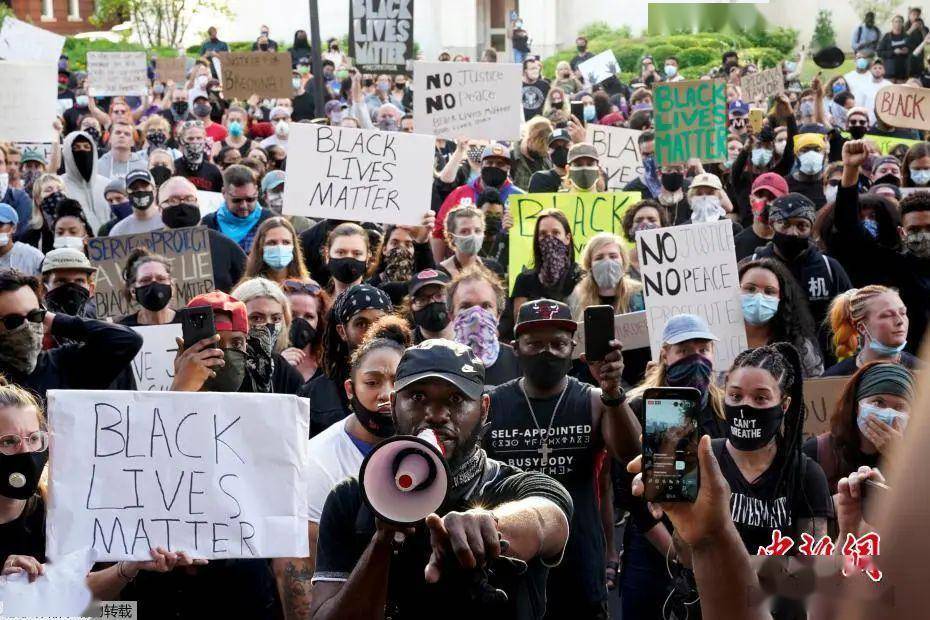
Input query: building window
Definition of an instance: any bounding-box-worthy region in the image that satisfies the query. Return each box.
[41,0,54,20]
[69,0,81,19]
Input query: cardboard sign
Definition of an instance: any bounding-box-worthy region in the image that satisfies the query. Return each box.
[282,123,434,226]
[0,16,65,64]
[636,220,746,368]
[875,84,930,131]
[130,324,182,391]
[508,192,638,290]
[0,61,57,143]
[802,376,848,441]
[587,125,643,190]
[413,61,523,140]
[87,52,148,96]
[154,57,187,83]
[577,49,619,85]
[863,133,919,156]
[215,52,293,100]
[739,67,784,104]
[350,0,414,74]
[45,390,311,560]
[573,311,650,359]
[86,227,214,320]
[654,79,727,165]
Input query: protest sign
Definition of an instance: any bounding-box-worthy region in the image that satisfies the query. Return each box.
[0,16,65,64]
[864,133,919,155]
[155,56,187,83]
[739,67,784,104]
[636,220,746,368]
[87,227,214,319]
[802,376,847,441]
[654,79,727,165]
[87,52,148,96]
[46,390,311,560]
[508,192,638,290]
[573,311,650,359]
[0,61,57,143]
[0,548,95,617]
[875,84,930,131]
[587,125,643,190]
[413,61,523,140]
[130,324,182,391]
[577,49,619,85]
[282,123,434,226]
[197,190,224,216]
[215,52,293,100]
[350,0,414,74]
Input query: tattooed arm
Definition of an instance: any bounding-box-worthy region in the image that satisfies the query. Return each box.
[272,521,319,620]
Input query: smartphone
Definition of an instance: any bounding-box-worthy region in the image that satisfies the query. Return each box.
[178,306,216,348]
[642,387,701,502]
[861,478,890,524]
[584,305,614,362]
[570,100,585,126]
[749,108,765,134]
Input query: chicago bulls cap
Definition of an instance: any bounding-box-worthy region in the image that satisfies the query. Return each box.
[514,298,577,337]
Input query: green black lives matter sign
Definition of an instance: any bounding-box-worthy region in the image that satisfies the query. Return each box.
[350,0,414,74]
[654,79,728,166]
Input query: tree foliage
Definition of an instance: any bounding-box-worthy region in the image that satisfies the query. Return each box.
[849,0,905,26]
[810,9,837,50]
[92,0,231,49]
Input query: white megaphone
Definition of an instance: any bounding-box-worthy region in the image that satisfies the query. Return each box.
[360,429,450,525]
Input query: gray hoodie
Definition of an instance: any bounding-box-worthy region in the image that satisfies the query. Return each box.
[62,131,111,234]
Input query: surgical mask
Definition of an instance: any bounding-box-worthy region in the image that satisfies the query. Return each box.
[570,166,599,191]
[129,190,155,210]
[857,402,908,434]
[265,192,284,214]
[328,257,367,283]
[202,348,247,392]
[856,58,870,71]
[0,450,47,500]
[76,95,89,107]
[591,258,622,290]
[453,305,500,367]
[351,393,395,438]
[162,203,201,229]
[45,282,90,317]
[785,61,797,72]
[905,231,930,258]
[832,82,846,95]
[0,233,9,247]
[228,120,244,137]
[751,148,773,167]
[661,172,683,192]
[520,350,572,388]
[377,81,390,92]
[135,282,172,312]
[153,83,165,96]
[861,218,879,238]
[862,324,907,356]
[664,64,677,77]
[414,302,450,333]
[550,146,569,168]
[909,168,930,186]
[292,77,301,90]
[724,402,784,451]
[740,292,780,325]
[0,321,44,374]
[481,166,507,188]
[193,103,211,118]
[798,151,824,175]
[583,105,596,122]
[53,235,84,250]
[263,245,294,269]
[453,232,484,256]
[289,317,316,350]
[689,194,725,223]
[824,185,838,204]
[275,120,290,137]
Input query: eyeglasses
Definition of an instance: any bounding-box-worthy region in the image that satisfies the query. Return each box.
[411,291,446,310]
[161,196,199,207]
[228,195,258,205]
[0,308,46,331]
[283,280,322,296]
[0,430,48,456]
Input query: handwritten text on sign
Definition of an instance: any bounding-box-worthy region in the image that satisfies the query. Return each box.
[350,0,414,74]
[130,324,182,391]
[636,220,746,368]
[740,67,784,104]
[874,84,930,132]
[508,192,637,290]
[654,79,727,165]
[802,377,848,441]
[282,123,433,226]
[413,61,523,140]
[216,52,293,100]
[86,52,148,97]
[46,390,310,561]
[588,126,643,190]
[87,227,214,320]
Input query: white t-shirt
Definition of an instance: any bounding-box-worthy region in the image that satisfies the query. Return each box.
[855,78,891,123]
[0,242,44,276]
[109,213,165,236]
[843,69,872,102]
[306,418,365,522]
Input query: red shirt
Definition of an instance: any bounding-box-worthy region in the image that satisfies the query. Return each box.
[205,122,228,143]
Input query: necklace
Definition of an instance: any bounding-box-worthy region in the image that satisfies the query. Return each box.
[520,378,568,467]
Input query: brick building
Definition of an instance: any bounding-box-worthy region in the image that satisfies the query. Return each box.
[6,0,104,36]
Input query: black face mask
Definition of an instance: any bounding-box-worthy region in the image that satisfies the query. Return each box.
[550,146,569,168]
[83,127,101,145]
[289,317,316,350]
[481,166,507,188]
[849,125,868,140]
[202,348,247,392]
[150,165,173,187]
[351,393,395,438]
[520,351,571,388]
[172,101,189,117]
[328,257,367,283]
[484,215,502,236]
[661,172,684,192]
[45,282,90,317]
[413,301,450,333]
[772,231,810,260]
[129,190,155,210]
[873,173,900,187]
[72,148,95,182]
[136,282,172,312]
[0,450,47,499]
[724,403,784,450]
[162,203,201,229]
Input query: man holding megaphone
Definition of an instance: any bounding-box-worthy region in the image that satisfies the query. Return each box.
[309,339,573,620]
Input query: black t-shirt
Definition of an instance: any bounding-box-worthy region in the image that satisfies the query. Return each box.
[484,377,604,609]
[823,351,921,376]
[712,438,833,554]
[521,79,550,120]
[787,175,827,209]
[734,226,769,262]
[528,169,563,193]
[570,51,594,70]
[299,373,350,437]
[511,265,581,305]
[0,494,45,567]
[117,312,182,327]
[172,158,224,192]
[314,457,573,620]
[485,343,522,387]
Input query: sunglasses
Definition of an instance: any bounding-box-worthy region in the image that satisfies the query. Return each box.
[848,119,869,127]
[283,280,322,296]
[0,308,46,331]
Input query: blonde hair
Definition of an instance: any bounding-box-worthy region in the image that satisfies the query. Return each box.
[231,277,292,352]
[142,114,171,135]
[30,173,65,230]
[0,378,44,425]
[523,116,553,155]
[628,344,725,419]
[568,233,642,319]
[443,205,484,245]
[828,285,898,360]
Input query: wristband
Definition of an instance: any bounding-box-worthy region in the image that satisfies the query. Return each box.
[117,561,137,582]
[600,387,626,408]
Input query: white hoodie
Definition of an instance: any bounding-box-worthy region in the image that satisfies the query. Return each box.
[62,131,112,234]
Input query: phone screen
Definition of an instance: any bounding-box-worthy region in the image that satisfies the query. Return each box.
[644,396,699,502]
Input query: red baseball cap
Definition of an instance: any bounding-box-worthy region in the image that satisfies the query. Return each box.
[751,172,789,198]
[187,291,249,333]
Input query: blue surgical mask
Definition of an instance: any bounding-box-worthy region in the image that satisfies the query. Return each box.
[228,120,244,137]
[861,218,879,238]
[857,402,908,433]
[832,82,846,95]
[740,292,780,325]
[751,148,773,167]
[798,151,824,175]
[75,95,89,107]
[785,61,797,72]
[583,105,596,122]
[856,58,870,71]
[910,168,930,186]
[664,64,677,77]
[263,244,294,269]
[863,325,907,356]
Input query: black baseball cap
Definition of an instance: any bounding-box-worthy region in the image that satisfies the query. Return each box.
[408,269,450,296]
[126,169,155,188]
[548,128,571,146]
[514,299,577,337]
[394,339,485,400]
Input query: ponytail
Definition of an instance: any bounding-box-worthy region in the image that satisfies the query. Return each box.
[827,285,896,360]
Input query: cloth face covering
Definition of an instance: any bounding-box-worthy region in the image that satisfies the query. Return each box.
[0,321,44,374]
[538,235,570,287]
[453,305,500,367]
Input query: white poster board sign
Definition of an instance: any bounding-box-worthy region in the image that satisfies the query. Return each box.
[46,390,311,561]
[573,311,650,359]
[87,52,148,96]
[282,123,434,225]
[0,61,57,143]
[588,125,643,190]
[636,220,747,368]
[413,61,523,140]
[197,190,224,216]
[130,324,182,391]
[578,49,619,85]
[0,17,65,64]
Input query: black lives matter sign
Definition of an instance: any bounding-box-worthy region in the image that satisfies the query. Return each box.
[350,0,414,74]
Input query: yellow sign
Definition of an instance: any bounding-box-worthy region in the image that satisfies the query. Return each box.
[507,192,639,290]
[840,131,920,155]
